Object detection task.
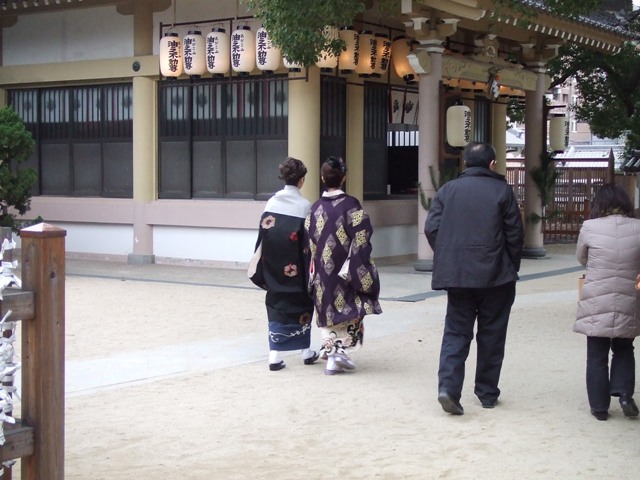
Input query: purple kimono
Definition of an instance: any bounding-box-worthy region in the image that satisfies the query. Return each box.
[305,191,382,328]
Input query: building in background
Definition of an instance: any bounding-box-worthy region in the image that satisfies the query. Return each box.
[0,0,634,264]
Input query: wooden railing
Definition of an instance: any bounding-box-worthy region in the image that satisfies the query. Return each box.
[506,163,609,242]
[0,224,66,480]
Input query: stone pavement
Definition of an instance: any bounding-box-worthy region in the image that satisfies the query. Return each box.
[26,242,640,480]
[62,243,582,396]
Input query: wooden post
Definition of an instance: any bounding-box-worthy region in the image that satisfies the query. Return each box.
[19,223,66,480]
[1,227,13,480]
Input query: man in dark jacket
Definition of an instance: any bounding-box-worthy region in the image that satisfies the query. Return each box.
[425,141,524,415]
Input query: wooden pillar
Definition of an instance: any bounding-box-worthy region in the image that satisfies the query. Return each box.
[492,100,508,176]
[129,76,156,264]
[414,42,443,270]
[288,67,321,203]
[20,223,66,480]
[523,65,547,258]
[345,77,364,201]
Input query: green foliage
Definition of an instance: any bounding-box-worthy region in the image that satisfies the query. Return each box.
[243,0,401,66]
[506,97,525,127]
[243,0,366,66]
[418,164,459,211]
[0,107,37,231]
[528,150,562,224]
[547,42,640,151]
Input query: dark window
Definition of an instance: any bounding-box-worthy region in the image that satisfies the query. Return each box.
[8,84,133,197]
[158,76,288,199]
[320,75,346,170]
[363,81,389,199]
[474,96,491,143]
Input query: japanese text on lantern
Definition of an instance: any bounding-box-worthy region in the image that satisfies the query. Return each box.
[231,32,244,68]
[167,39,180,73]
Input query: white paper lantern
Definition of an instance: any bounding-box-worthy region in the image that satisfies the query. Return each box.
[256,27,281,73]
[549,114,568,152]
[231,25,256,75]
[338,26,358,74]
[183,30,206,77]
[159,32,183,78]
[316,26,338,72]
[446,105,472,148]
[206,28,230,77]
[356,30,376,77]
[392,36,416,83]
[373,33,392,77]
[283,56,303,72]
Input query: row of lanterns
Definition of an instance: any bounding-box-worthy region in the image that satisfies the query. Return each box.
[446,105,568,152]
[159,24,418,82]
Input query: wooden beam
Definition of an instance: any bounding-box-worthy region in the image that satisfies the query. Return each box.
[0,422,35,462]
[0,290,35,321]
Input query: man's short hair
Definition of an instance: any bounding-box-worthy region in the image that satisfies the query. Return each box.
[464,142,496,169]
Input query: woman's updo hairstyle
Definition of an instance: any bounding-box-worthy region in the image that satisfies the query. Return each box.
[279,157,307,186]
[321,156,347,189]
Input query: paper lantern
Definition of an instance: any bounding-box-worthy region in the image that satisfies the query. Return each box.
[159,32,183,78]
[446,105,472,148]
[549,114,568,152]
[206,28,230,77]
[356,30,376,77]
[373,33,392,77]
[338,26,358,74]
[183,30,206,77]
[316,26,338,72]
[256,27,281,74]
[283,56,302,72]
[231,25,255,75]
[392,36,416,83]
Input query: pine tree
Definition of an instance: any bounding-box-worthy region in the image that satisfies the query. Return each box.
[0,106,37,231]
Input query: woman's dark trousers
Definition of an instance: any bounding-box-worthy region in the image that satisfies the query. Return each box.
[586,336,635,412]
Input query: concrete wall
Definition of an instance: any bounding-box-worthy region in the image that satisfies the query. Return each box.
[22,197,417,267]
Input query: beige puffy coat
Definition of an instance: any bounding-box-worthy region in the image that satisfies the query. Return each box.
[574,215,640,338]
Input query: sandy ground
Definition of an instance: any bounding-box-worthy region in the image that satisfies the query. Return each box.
[7,244,640,479]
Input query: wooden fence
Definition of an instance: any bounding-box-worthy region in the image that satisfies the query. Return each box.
[0,224,66,480]
[506,163,610,243]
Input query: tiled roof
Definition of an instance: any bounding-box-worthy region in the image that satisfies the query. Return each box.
[519,0,638,39]
[620,150,640,172]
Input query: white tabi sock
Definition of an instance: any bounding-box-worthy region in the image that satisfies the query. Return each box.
[300,348,314,360]
[269,350,281,364]
[326,354,338,370]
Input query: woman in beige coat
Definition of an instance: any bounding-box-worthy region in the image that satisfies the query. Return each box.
[575,183,640,421]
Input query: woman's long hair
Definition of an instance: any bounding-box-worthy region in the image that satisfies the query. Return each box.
[590,183,634,219]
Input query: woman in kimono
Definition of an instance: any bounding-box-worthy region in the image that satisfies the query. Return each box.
[251,157,318,371]
[305,156,382,375]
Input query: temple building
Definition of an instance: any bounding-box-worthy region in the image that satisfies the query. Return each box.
[0,0,635,265]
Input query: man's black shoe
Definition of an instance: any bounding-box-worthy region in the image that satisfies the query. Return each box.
[481,399,498,409]
[619,394,639,417]
[438,391,464,415]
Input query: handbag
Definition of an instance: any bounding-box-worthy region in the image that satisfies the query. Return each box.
[338,242,353,280]
[578,274,585,300]
[247,241,266,290]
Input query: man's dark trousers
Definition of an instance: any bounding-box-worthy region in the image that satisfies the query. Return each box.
[438,282,516,404]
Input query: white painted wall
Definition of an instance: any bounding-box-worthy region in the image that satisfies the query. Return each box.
[153,226,257,265]
[3,7,132,65]
[371,225,417,259]
[44,222,133,259]
[15,221,416,267]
